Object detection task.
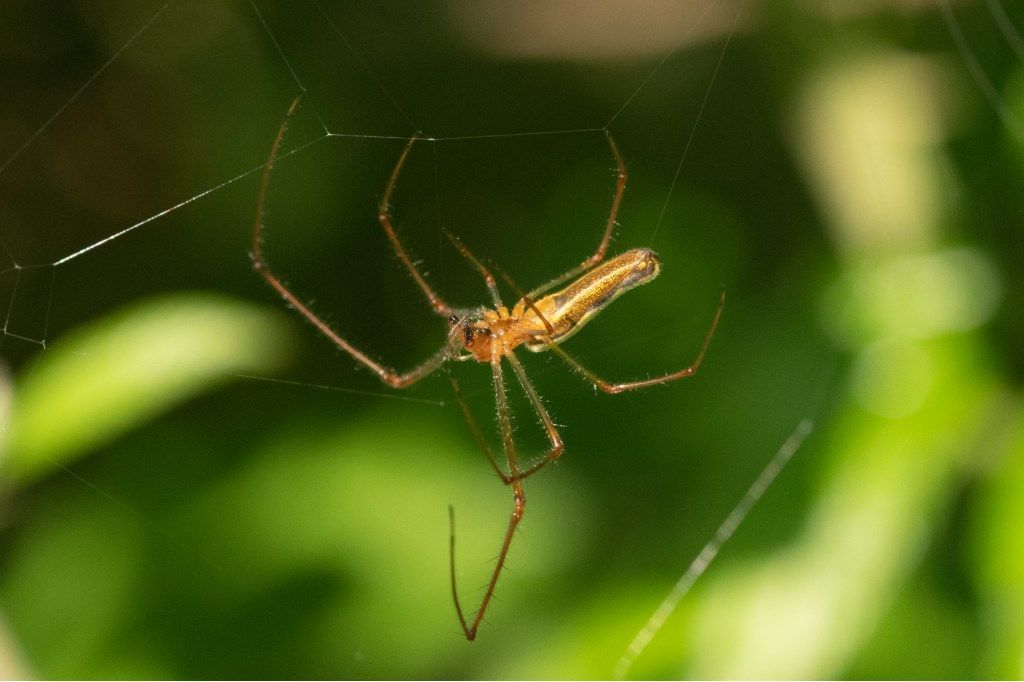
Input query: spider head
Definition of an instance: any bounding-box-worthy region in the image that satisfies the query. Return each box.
[447,311,493,361]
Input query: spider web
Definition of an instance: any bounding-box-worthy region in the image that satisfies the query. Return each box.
[1,0,1022,678]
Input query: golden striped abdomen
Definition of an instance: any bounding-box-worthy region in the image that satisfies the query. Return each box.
[516,248,661,350]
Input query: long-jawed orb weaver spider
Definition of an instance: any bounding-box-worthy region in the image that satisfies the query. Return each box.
[251,96,725,641]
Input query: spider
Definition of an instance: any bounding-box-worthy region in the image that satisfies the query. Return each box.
[251,96,725,641]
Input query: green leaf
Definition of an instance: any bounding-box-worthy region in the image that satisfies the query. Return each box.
[2,293,291,484]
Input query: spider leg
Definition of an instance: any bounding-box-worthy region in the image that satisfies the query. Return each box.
[490,263,555,336]
[504,352,564,480]
[379,136,455,317]
[528,130,628,299]
[442,228,503,307]
[549,287,725,394]
[252,95,448,388]
[441,228,566,349]
[448,373,511,483]
[450,356,528,640]
[449,349,564,485]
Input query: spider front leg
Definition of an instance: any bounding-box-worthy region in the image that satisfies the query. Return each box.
[442,228,503,307]
[550,286,725,393]
[252,95,448,389]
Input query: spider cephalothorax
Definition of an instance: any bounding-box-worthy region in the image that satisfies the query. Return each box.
[446,312,498,361]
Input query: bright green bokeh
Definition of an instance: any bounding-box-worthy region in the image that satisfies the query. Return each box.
[3,294,291,483]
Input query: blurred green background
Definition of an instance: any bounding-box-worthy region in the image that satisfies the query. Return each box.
[1,0,1023,678]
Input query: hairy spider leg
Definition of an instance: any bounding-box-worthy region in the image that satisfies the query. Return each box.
[448,374,510,483]
[251,94,448,388]
[527,130,628,300]
[379,135,456,317]
[441,227,503,307]
[548,286,726,393]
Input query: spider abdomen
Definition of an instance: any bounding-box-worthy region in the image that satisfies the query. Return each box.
[519,248,661,350]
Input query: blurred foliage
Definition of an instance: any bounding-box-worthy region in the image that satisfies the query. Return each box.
[1,0,1023,679]
[3,294,292,484]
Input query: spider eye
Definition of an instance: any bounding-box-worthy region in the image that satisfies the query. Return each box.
[448,314,459,326]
